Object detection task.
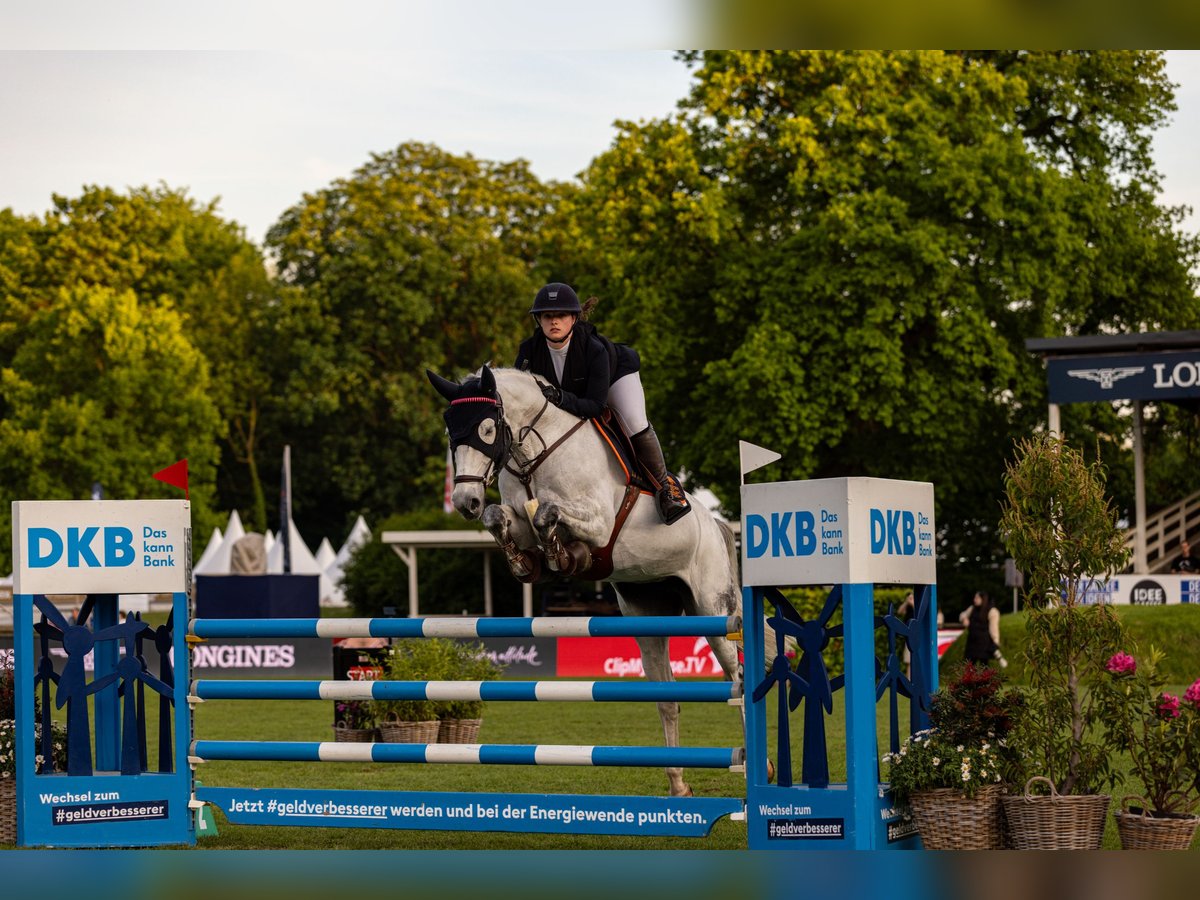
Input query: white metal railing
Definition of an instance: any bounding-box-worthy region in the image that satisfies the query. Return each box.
[1125,489,1200,573]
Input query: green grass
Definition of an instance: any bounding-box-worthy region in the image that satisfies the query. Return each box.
[8,686,1197,849]
[939,604,1200,684]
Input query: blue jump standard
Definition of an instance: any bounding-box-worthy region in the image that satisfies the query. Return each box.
[190,679,742,703]
[189,741,745,769]
[187,614,741,639]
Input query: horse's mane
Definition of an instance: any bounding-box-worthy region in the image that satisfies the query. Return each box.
[474,366,547,407]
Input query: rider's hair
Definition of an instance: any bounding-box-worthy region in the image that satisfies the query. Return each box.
[581,295,600,321]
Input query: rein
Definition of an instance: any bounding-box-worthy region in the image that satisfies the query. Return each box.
[504,402,590,501]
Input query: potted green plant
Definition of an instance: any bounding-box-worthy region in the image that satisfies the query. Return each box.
[333,699,377,743]
[1095,648,1200,849]
[998,433,1129,849]
[2,665,68,845]
[884,663,1020,849]
[437,641,501,744]
[374,638,449,744]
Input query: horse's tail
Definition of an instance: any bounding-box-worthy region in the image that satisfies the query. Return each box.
[715,518,739,583]
[715,517,797,669]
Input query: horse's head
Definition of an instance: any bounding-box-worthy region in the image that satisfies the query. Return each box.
[427,366,512,520]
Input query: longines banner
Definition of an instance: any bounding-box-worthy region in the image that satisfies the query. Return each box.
[1046,350,1200,404]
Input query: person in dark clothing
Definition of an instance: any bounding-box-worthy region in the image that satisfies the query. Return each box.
[1170,539,1200,573]
[959,590,1005,668]
[514,282,690,525]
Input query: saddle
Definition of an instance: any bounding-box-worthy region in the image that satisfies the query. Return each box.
[592,408,656,493]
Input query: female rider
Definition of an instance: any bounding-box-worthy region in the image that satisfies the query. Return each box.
[514,282,690,525]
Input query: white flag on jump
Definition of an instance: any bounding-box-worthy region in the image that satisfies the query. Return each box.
[739,440,782,479]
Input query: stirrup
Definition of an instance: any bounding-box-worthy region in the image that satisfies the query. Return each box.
[657,479,691,526]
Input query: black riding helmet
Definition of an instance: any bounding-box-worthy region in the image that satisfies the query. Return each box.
[529,282,581,317]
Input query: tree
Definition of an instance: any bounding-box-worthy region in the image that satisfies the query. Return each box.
[0,285,221,571]
[0,186,284,537]
[263,142,565,541]
[567,51,1199,604]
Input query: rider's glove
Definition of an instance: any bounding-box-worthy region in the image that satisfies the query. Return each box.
[541,383,562,405]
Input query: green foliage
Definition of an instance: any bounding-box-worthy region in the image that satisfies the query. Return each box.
[439,641,502,720]
[373,638,454,723]
[0,185,281,555]
[1094,646,1200,816]
[0,283,222,570]
[930,662,1021,750]
[264,142,564,540]
[569,50,1198,600]
[884,731,1007,804]
[1000,433,1130,794]
[1000,434,1131,607]
[886,662,1021,803]
[0,666,13,720]
[777,586,911,680]
[333,700,375,731]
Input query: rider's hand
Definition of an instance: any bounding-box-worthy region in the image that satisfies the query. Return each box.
[541,383,562,405]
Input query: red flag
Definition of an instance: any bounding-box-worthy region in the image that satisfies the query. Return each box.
[153,459,189,499]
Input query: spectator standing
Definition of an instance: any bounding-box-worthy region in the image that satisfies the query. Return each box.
[959,590,1005,668]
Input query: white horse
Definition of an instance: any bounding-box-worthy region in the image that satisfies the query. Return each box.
[427,365,742,797]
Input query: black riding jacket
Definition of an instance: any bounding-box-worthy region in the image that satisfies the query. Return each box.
[514,321,639,420]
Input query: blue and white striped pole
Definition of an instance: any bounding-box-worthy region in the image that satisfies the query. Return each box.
[188,615,741,640]
[191,680,742,703]
[190,740,744,769]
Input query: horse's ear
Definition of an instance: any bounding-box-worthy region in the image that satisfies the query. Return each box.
[480,366,496,395]
[426,369,461,402]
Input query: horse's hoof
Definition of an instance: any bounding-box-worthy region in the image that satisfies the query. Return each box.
[767,759,776,784]
[672,786,694,798]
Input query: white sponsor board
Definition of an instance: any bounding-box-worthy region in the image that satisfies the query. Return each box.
[1074,574,1200,605]
[13,500,190,594]
[741,477,935,586]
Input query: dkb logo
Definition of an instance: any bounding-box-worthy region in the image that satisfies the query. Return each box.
[26,526,135,568]
[869,508,917,556]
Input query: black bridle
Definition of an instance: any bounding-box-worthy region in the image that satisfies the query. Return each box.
[445,385,586,496]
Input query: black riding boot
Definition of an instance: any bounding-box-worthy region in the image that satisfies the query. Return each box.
[631,425,691,525]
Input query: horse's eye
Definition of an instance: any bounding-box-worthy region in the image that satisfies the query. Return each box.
[477,420,496,445]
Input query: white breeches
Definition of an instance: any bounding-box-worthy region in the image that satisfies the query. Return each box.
[608,371,649,435]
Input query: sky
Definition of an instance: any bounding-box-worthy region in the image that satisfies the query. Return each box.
[0,42,1197,248]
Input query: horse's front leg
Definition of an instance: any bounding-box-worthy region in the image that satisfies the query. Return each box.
[531,502,592,576]
[481,504,545,582]
[634,634,691,797]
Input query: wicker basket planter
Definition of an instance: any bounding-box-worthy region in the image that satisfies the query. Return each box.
[1001,777,1110,850]
[333,726,376,743]
[437,718,482,744]
[909,783,1005,850]
[1114,797,1200,850]
[1,778,15,846]
[378,717,439,744]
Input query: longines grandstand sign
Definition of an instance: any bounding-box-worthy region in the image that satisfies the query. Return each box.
[1046,350,1200,403]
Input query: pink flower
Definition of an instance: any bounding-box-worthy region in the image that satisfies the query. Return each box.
[1157,693,1181,719]
[1185,678,1200,709]
[1106,652,1137,677]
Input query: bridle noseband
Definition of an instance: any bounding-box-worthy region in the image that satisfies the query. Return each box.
[446,385,587,497]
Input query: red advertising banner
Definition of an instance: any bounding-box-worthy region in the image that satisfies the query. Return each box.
[556,636,728,679]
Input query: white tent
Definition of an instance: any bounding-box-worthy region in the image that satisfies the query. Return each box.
[314,537,336,572]
[267,518,337,605]
[192,526,223,573]
[263,529,275,557]
[194,511,245,576]
[323,515,371,608]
